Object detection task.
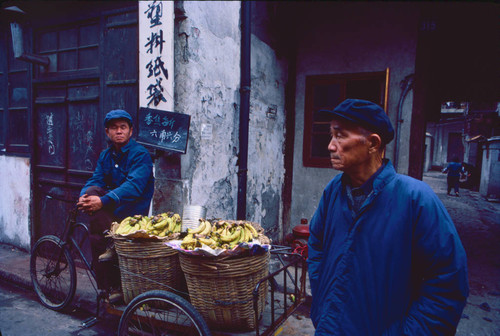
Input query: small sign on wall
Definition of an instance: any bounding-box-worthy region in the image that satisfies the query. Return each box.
[137,107,190,153]
[139,1,174,111]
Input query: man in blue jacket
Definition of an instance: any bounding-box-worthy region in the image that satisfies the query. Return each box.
[78,109,154,302]
[442,157,465,196]
[307,99,468,335]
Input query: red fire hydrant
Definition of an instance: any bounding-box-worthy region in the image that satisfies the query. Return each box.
[291,218,309,259]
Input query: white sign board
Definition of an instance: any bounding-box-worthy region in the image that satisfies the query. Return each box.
[139,1,174,111]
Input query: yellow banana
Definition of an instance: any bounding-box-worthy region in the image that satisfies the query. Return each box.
[125,224,138,235]
[181,233,196,248]
[120,217,132,225]
[198,237,217,249]
[239,225,246,243]
[115,217,131,234]
[229,228,245,248]
[244,222,259,239]
[153,218,168,229]
[220,225,230,236]
[219,226,242,243]
[199,220,212,236]
[187,220,206,234]
[116,224,129,235]
[158,228,168,237]
[171,213,181,223]
[174,221,181,233]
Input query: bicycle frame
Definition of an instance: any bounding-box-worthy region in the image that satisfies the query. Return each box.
[39,195,104,325]
[59,204,97,283]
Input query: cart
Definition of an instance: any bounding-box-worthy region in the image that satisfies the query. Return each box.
[30,196,308,335]
[104,245,307,336]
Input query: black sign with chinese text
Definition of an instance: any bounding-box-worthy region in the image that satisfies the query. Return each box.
[137,107,190,153]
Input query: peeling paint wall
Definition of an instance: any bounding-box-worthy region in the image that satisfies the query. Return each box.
[291,3,420,227]
[247,36,287,239]
[0,156,30,250]
[173,0,241,221]
[154,1,287,242]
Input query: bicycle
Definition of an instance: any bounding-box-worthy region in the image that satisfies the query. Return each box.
[30,192,213,334]
[30,192,101,312]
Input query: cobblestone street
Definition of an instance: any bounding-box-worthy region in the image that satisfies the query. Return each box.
[423,171,500,335]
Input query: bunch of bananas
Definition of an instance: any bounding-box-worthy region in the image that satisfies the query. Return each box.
[180,219,264,250]
[114,212,182,238]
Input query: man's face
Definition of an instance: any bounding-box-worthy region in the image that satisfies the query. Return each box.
[328,119,371,173]
[105,119,133,149]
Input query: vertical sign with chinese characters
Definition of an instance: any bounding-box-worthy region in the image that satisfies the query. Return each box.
[139,1,174,111]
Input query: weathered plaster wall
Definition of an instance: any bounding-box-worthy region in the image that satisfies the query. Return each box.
[291,3,420,226]
[0,156,30,250]
[156,0,241,220]
[247,36,287,238]
[160,1,287,241]
[480,137,500,200]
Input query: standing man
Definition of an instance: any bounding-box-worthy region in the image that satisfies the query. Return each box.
[443,157,465,196]
[78,109,154,302]
[307,99,468,335]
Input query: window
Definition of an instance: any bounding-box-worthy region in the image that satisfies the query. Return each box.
[0,24,30,155]
[34,21,100,78]
[303,70,389,167]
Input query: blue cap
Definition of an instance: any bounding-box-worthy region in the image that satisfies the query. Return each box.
[320,99,394,144]
[104,109,133,127]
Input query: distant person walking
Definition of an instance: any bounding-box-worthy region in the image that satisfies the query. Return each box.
[443,157,465,196]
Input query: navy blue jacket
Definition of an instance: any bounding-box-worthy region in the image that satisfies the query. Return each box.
[80,139,154,220]
[307,161,468,335]
[443,162,464,177]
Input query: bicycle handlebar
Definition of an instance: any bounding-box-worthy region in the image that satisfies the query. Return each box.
[41,188,79,204]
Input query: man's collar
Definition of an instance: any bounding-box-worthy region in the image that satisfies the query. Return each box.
[342,159,388,194]
[111,139,134,154]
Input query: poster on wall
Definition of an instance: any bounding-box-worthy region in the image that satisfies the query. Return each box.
[139,0,174,111]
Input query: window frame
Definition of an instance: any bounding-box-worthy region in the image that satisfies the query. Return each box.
[0,24,31,156]
[303,70,389,168]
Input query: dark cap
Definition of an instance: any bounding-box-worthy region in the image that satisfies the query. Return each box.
[104,109,133,127]
[321,99,394,144]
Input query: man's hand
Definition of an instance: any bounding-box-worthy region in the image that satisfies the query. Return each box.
[77,194,103,214]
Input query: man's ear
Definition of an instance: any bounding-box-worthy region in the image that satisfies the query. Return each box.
[367,133,382,153]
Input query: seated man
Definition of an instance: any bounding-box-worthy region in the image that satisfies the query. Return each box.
[77,109,154,302]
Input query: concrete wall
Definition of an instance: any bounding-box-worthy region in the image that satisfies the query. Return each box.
[0,156,31,250]
[246,36,287,238]
[157,1,287,241]
[480,137,500,201]
[290,2,419,226]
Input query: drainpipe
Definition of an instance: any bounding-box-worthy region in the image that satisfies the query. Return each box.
[394,74,414,171]
[237,1,251,220]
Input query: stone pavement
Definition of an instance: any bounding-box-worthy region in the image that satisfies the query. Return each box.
[422,171,500,336]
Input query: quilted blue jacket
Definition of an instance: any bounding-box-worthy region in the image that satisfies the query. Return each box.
[307,161,468,335]
[80,139,154,219]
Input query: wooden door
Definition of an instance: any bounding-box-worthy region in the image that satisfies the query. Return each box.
[32,5,138,242]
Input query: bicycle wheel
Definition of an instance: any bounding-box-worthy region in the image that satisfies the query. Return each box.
[30,235,76,311]
[118,290,212,336]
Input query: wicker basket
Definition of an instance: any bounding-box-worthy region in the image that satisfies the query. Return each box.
[179,251,270,331]
[114,239,186,304]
